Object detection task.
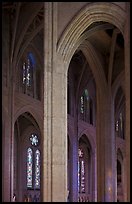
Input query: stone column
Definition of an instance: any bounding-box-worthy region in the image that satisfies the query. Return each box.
[43,2,54,201]
[43,2,67,201]
[124,2,130,202]
[96,89,116,202]
[51,69,68,202]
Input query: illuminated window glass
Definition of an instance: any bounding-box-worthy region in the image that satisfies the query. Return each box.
[78,148,85,193]
[78,160,80,193]
[21,52,41,100]
[27,134,41,190]
[84,89,89,100]
[28,52,36,66]
[78,148,83,158]
[22,53,35,87]
[26,58,31,86]
[22,61,31,87]
[80,96,84,114]
[30,134,39,146]
[116,111,125,139]
[80,89,89,113]
[23,62,26,84]
[81,160,85,193]
[80,89,92,124]
[35,149,40,189]
[116,120,119,131]
[27,148,33,188]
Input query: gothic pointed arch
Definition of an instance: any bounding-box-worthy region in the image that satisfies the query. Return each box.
[57,2,125,95]
[57,2,125,60]
[78,135,93,202]
[14,111,42,202]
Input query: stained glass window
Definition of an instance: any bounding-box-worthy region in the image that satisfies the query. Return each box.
[81,160,85,193]
[27,134,41,190]
[26,58,31,86]
[22,53,35,87]
[80,88,92,123]
[115,111,125,139]
[21,52,41,100]
[30,134,39,146]
[23,62,26,84]
[27,148,33,188]
[28,52,36,66]
[78,148,85,193]
[84,89,89,100]
[22,60,31,87]
[80,96,84,114]
[35,150,40,189]
[78,148,83,158]
[116,120,119,131]
[80,89,89,113]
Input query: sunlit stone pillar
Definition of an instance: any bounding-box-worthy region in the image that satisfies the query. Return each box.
[43,3,67,201]
[43,2,53,201]
[51,68,68,202]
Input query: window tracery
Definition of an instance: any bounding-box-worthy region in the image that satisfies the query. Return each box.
[26,134,40,189]
[21,51,41,100]
[78,148,85,193]
[80,89,93,124]
[115,111,125,139]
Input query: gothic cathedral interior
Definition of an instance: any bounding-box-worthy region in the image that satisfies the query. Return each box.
[2,2,130,202]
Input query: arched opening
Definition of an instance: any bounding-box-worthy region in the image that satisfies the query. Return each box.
[67,18,125,201]
[67,48,96,202]
[2,2,129,202]
[14,112,42,202]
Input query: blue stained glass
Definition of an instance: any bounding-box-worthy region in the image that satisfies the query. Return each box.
[35,149,40,189]
[22,52,36,91]
[28,52,36,66]
[27,148,33,188]
[81,160,85,192]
